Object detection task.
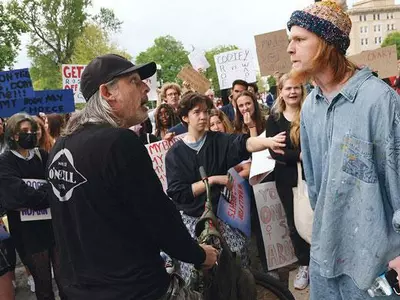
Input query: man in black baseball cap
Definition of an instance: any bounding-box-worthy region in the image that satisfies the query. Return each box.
[46,54,218,300]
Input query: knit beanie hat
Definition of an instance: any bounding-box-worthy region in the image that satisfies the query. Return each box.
[287,0,352,55]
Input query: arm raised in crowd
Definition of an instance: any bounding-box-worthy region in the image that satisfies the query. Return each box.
[245,132,286,154]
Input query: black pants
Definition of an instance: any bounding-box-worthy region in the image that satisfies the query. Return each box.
[276,184,310,266]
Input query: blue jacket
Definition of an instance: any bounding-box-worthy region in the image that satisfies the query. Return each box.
[300,67,400,290]
[220,103,235,122]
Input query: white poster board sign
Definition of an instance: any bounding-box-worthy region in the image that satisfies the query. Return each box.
[143,73,158,101]
[253,181,298,270]
[62,64,86,104]
[214,49,257,90]
[188,49,210,71]
[20,179,52,221]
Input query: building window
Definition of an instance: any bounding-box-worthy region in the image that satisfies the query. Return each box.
[374,25,376,32]
[365,26,368,33]
[391,13,394,19]
[375,37,378,44]
[360,15,362,21]
[378,25,381,31]
[366,38,369,45]
[373,14,376,20]
[360,27,363,33]
[379,37,382,44]
[392,24,395,30]
[387,13,390,19]
[378,14,380,20]
[361,38,364,45]
[364,15,367,21]
[388,24,390,31]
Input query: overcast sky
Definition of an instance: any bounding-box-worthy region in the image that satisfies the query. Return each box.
[13,0,392,68]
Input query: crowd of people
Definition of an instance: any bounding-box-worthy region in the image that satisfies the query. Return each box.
[0,1,400,300]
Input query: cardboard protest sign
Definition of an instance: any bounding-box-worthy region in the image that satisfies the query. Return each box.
[145,134,185,192]
[20,179,52,221]
[348,45,398,79]
[253,181,298,270]
[217,168,252,237]
[143,73,158,101]
[188,50,210,71]
[177,66,211,94]
[0,68,34,101]
[254,29,292,76]
[214,49,257,90]
[62,64,86,103]
[0,89,75,118]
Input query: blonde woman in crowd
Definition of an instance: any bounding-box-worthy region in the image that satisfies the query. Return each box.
[265,73,309,290]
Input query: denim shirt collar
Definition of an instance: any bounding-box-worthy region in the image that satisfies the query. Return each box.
[315,67,374,103]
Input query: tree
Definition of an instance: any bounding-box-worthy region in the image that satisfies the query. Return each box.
[0,2,27,70]
[204,45,238,93]
[135,35,189,84]
[382,31,400,58]
[71,24,131,65]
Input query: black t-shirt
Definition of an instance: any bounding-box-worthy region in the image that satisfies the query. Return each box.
[0,149,54,255]
[46,124,205,300]
[165,131,250,217]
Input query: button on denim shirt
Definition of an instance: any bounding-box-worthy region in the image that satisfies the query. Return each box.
[300,67,400,290]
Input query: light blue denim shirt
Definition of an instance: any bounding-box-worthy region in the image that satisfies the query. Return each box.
[300,67,400,290]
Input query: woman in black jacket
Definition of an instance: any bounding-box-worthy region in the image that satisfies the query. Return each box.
[0,113,65,300]
[265,73,310,290]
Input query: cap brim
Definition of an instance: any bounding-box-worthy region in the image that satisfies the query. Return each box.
[116,62,157,80]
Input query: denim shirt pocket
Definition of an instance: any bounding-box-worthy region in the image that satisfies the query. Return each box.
[341,134,378,184]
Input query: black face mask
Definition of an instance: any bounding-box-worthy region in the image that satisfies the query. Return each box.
[17,132,37,149]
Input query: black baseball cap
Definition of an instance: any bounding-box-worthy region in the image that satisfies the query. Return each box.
[80,54,157,101]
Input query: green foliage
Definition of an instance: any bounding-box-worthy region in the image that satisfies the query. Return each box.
[71,24,131,65]
[0,2,27,70]
[135,35,189,84]
[267,75,276,87]
[382,31,400,58]
[8,0,124,90]
[204,45,238,94]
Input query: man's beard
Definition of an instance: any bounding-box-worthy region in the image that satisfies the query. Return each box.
[289,68,312,85]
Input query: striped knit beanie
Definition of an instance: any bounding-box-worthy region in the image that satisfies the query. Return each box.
[287,0,352,55]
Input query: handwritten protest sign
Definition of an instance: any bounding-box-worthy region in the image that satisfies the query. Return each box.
[217,168,251,237]
[349,45,398,79]
[177,65,211,94]
[0,89,75,118]
[188,49,210,71]
[62,64,86,103]
[214,49,257,90]
[253,181,297,270]
[0,68,34,101]
[255,29,292,76]
[145,134,185,192]
[20,179,52,222]
[143,73,158,101]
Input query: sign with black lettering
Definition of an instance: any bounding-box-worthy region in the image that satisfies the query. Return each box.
[214,49,257,90]
[253,181,298,270]
[20,179,52,221]
[0,68,34,101]
[0,89,75,118]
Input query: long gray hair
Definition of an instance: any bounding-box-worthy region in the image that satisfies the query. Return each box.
[63,79,119,136]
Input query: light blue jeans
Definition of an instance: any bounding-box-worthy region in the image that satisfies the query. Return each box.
[310,259,399,300]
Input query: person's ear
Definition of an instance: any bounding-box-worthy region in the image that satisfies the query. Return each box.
[99,83,118,107]
[182,115,189,124]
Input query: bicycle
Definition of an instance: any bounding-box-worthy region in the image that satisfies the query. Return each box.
[192,166,294,300]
